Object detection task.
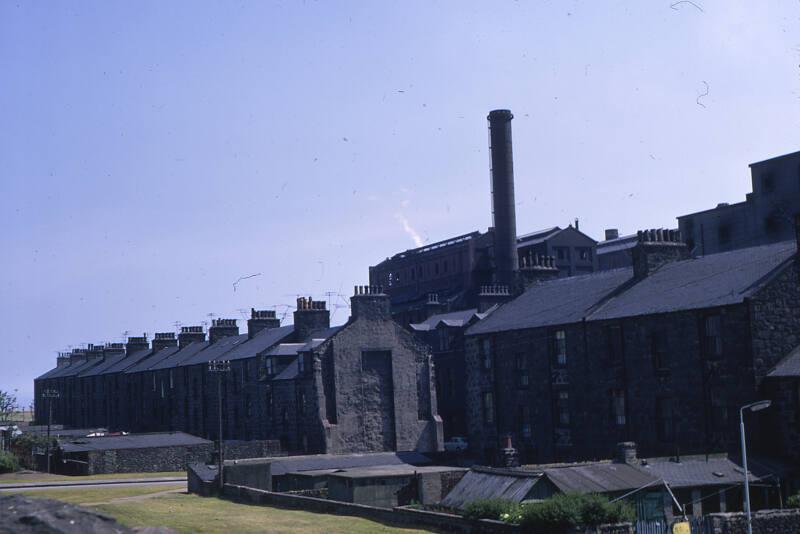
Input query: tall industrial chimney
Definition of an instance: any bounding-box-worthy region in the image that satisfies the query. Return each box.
[488,109,518,286]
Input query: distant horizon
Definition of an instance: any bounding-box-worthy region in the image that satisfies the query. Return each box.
[3,1,799,405]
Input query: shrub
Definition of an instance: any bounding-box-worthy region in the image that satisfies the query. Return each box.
[462,498,519,521]
[0,450,19,473]
[788,493,800,509]
[519,493,635,533]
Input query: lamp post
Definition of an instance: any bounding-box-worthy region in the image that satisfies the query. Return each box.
[208,360,231,493]
[740,399,771,534]
[42,389,60,474]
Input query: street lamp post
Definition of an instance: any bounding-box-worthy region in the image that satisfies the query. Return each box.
[208,360,231,493]
[42,389,60,474]
[740,399,771,534]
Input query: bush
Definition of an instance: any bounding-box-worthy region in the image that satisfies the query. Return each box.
[519,493,635,533]
[788,493,800,509]
[0,450,19,473]
[462,498,519,521]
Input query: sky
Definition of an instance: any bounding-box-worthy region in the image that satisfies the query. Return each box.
[1,1,799,406]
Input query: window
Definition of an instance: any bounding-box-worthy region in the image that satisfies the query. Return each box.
[516,354,529,388]
[152,373,156,391]
[710,388,728,430]
[704,315,723,358]
[480,338,493,371]
[437,328,450,351]
[519,405,531,438]
[299,392,306,415]
[482,392,494,424]
[656,398,673,442]
[298,354,306,374]
[578,248,592,261]
[266,357,275,376]
[650,332,668,372]
[606,325,623,364]
[557,390,570,426]
[717,224,731,245]
[611,389,626,426]
[169,370,174,389]
[553,330,567,366]
[762,173,775,193]
[266,389,273,417]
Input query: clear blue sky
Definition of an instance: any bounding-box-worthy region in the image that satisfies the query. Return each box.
[2,1,799,406]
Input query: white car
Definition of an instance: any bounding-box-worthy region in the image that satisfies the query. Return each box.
[444,436,468,452]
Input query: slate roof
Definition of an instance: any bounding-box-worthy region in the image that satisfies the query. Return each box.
[60,431,212,453]
[768,345,800,377]
[221,325,295,362]
[469,241,796,335]
[441,467,542,509]
[410,308,481,332]
[78,348,152,377]
[146,341,209,372]
[36,364,70,380]
[124,346,181,373]
[591,241,796,321]
[468,269,630,335]
[516,227,561,245]
[597,234,638,255]
[638,456,753,488]
[46,357,105,379]
[266,343,307,357]
[252,451,432,476]
[543,462,658,494]
[327,465,464,479]
[179,334,249,366]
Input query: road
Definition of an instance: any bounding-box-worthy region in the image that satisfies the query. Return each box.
[0,476,186,492]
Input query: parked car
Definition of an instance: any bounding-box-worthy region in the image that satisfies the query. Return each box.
[444,436,468,452]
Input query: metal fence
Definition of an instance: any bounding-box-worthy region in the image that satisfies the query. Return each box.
[636,517,710,534]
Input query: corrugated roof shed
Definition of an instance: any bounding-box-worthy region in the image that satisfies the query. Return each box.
[639,456,754,488]
[60,431,211,453]
[543,462,657,493]
[440,468,542,509]
[250,451,432,476]
[768,345,800,377]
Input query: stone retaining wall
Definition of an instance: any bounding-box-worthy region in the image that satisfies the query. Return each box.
[704,508,800,534]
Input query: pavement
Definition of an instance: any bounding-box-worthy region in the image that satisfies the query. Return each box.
[0,476,187,492]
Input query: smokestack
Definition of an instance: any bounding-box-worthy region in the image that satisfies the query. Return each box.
[488,109,518,286]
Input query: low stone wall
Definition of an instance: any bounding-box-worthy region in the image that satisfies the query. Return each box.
[223,440,282,460]
[222,484,633,534]
[223,483,517,533]
[704,508,800,534]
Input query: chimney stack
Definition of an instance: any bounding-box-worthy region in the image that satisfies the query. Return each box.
[178,326,205,349]
[518,252,560,291]
[631,228,689,279]
[615,442,638,465]
[425,293,446,319]
[152,332,178,352]
[56,352,71,368]
[605,229,620,241]
[293,297,330,340]
[248,309,280,338]
[351,285,391,320]
[209,319,239,344]
[86,344,105,361]
[488,109,518,286]
[478,285,513,313]
[125,335,149,356]
[69,348,88,366]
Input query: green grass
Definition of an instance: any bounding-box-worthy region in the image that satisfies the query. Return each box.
[95,493,435,534]
[0,471,185,485]
[17,484,186,504]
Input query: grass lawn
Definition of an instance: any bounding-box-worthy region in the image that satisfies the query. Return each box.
[17,484,186,504]
[0,471,185,485]
[96,493,436,534]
